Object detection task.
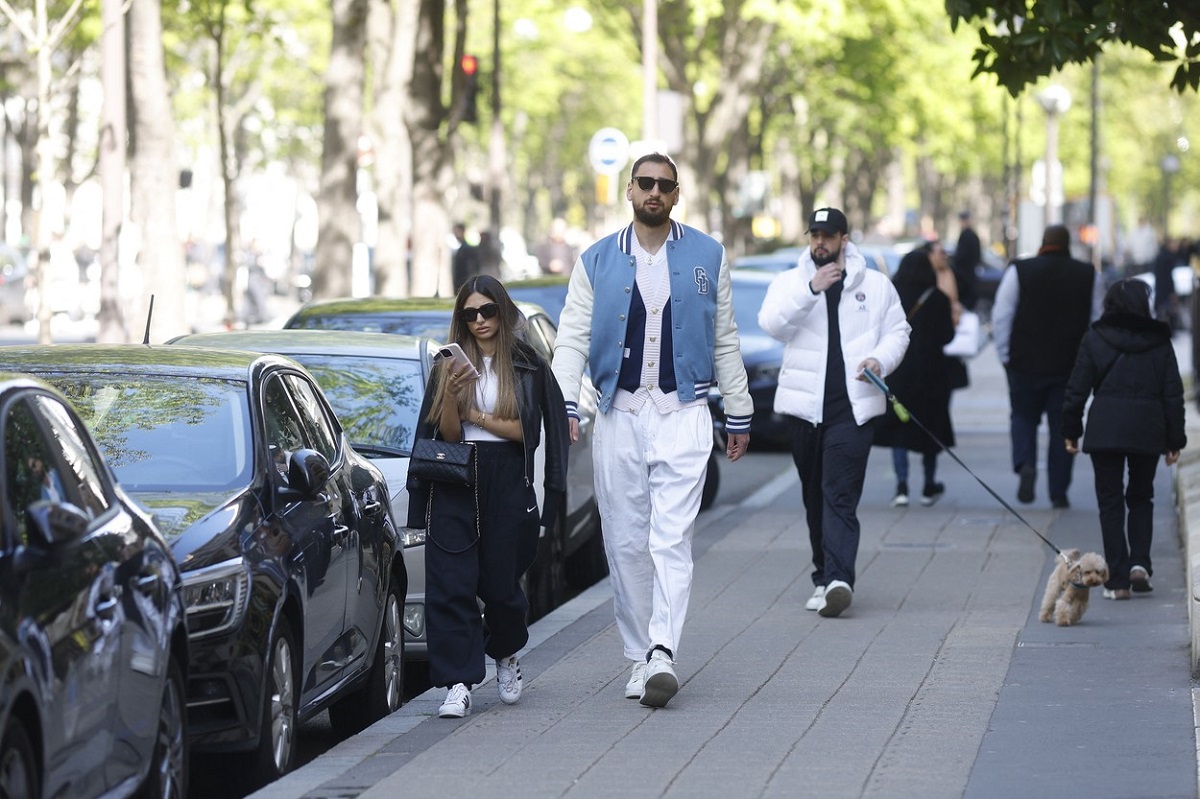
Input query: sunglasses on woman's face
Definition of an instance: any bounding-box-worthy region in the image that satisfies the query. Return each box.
[633,176,678,193]
[458,302,500,323]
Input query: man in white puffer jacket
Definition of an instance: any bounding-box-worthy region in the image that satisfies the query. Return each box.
[758,208,910,617]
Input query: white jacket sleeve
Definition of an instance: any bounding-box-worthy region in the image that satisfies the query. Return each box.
[758,266,822,342]
[550,259,593,416]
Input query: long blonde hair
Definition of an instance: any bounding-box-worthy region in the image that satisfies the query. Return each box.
[426,275,526,423]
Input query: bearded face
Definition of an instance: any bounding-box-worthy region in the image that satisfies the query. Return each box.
[810,233,844,266]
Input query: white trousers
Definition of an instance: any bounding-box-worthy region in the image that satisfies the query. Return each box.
[593,401,710,661]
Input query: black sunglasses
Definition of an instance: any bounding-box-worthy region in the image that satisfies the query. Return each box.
[633,176,678,193]
[458,302,500,323]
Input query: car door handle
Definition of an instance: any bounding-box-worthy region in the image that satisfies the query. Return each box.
[135,572,161,595]
[363,500,382,517]
[332,524,350,544]
[95,588,122,620]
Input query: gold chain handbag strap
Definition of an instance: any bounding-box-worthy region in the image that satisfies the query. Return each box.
[424,446,481,552]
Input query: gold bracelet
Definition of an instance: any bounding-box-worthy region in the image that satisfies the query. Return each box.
[477,411,486,426]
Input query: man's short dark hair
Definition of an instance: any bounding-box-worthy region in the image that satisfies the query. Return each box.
[630,152,678,181]
[1041,224,1071,251]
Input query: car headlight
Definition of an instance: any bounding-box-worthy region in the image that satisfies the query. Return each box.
[181,557,250,639]
[401,526,426,548]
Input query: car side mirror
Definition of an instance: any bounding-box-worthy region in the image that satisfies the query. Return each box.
[24,500,90,548]
[278,448,330,502]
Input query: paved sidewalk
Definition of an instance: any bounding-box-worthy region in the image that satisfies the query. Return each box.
[250,341,1200,799]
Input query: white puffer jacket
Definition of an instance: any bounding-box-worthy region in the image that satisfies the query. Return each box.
[757,241,910,425]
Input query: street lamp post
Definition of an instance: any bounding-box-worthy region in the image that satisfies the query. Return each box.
[1038,84,1071,229]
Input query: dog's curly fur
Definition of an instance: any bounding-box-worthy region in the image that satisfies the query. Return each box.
[1038,549,1109,626]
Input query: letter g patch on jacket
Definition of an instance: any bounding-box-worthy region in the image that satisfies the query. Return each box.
[694,267,710,295]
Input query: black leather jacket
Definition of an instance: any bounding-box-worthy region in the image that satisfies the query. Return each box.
[406,342,569,531]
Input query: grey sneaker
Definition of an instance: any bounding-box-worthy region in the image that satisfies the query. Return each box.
[496,655,522,705]
[640,649,679,708]
[438,683,472,718]
[818,580,853,618]
[624,661,648,699]
[805,585,826,611]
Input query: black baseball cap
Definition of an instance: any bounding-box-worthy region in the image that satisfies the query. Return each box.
[808,207,848,235]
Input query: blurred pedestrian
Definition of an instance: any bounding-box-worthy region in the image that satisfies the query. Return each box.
[451,223,481,289]
[953,210,981,312]
[1062,278,1186,599]
[1152,237,1181,328]
[872,248,956,507]
[536,218,577,276]
[758,207,909,618]
[553,152,752,707]
[407,275,569,718]
[992,224,1104,508]
[926,238,969,391]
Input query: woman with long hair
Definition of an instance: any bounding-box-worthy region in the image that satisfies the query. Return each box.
[407,275,569,718]
[873,248,957,506]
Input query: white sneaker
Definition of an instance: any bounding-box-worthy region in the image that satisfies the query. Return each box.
[818,580,853,618]
[438,683,472,718]
[805,585,826,611]
[624,661,648,699]
[496,655,522,705]
[640,649,679,708]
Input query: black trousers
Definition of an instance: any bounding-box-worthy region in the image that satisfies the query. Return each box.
[1091,451,1159,590]
[425,441,539,688]
[790,417,874,589]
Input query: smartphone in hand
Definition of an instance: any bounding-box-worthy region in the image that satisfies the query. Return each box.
[435,342,480,378]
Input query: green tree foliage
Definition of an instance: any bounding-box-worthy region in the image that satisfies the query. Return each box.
[947,0,1200,96]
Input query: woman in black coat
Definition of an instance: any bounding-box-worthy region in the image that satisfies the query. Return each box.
[873,249,956,506]
[1063,278,1186,599]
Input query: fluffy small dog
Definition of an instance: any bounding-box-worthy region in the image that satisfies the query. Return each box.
[1038,548,1109,627]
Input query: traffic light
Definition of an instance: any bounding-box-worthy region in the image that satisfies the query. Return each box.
[460,54,478,124]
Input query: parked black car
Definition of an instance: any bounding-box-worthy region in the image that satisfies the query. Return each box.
[0,374,189,799]
[0,346,407,791]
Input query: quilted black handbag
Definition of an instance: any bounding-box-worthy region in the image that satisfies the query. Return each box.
[409,437,477,486]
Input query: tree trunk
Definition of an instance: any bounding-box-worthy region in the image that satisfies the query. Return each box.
[127,0,186,342]
[405,0,453,297]
[368,0,416,297]
[313,0,368,300]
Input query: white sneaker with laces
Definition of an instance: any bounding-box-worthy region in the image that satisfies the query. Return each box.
[818,580,853,618]
[496,655,522,705]
[805,585,826,611]
[640,649,679,708]
[624,661,648,699]
[438,683,472,718]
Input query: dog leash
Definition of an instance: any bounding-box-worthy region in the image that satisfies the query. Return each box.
[862,369,1067,561]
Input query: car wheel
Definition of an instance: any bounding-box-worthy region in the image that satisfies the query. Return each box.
[564,508,607,589]
[329,576,405,736]
[0,717,38,799]
[139,656,188,799]
[248,623,297,789]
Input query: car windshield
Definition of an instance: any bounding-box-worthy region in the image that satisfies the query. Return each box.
[46,375,253,492]
[284,354,425,455]
[730,281,769,335]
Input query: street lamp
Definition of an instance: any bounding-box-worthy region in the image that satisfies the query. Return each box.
[1038,84,1071,228]
[1161,153,1181,240]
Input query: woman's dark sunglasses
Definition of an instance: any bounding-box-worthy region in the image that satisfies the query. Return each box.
[633,176,678,193]
[458,302,500,323]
